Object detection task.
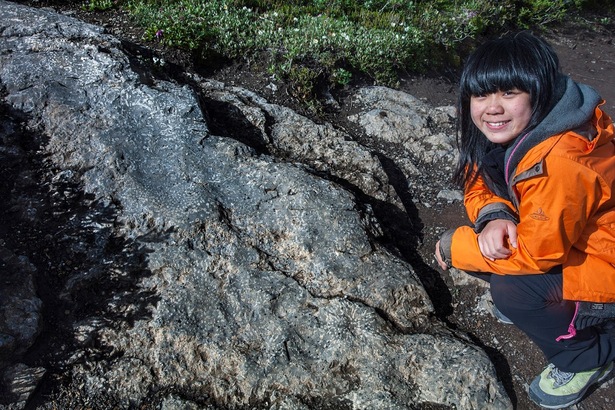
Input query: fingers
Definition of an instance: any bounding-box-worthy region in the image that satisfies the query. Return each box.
[478,219,518,260]
[434,241,449,270]
[478,230,513,260]
[478,236,511,260]
[507,223,518,249]
[436,258,448,270]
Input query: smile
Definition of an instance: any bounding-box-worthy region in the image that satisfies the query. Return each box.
[486,121,509,128]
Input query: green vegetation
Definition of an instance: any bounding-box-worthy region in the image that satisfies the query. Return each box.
[84,0,605,108]
[82,0,116,11]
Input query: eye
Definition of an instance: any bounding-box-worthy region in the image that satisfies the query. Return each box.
[503,88,522,97]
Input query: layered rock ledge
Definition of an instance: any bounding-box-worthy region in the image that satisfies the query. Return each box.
[0,1,510,408]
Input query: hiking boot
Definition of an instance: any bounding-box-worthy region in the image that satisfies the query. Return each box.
[528,362,614,409]
[491,304,513,325]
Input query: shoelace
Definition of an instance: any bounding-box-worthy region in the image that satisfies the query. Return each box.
[548,366,574,388]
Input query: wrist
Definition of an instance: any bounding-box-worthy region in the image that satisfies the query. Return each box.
[438,228,456,265]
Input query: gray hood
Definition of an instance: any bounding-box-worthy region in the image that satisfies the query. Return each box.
[504,75,602,184]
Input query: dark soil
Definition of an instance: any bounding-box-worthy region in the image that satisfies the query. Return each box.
[10,1,615,409]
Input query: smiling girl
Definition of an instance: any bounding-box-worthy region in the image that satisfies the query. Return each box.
[435,32,615,408]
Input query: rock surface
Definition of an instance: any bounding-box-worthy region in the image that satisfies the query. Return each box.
[0,1,509,408]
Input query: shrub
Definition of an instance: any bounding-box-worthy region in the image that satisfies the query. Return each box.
[118,0,600,107]
[517,0,584,28]
[83,0,117,11]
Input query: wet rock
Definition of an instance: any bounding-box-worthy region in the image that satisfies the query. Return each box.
[0,107,44,378]
[0,1,511,409]
[0,248,41,363]
[2,363,46,408]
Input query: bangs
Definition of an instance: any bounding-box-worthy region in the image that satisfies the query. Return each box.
[461,42,536,97]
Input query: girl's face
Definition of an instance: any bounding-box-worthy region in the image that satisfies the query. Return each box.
[470,89,532,145]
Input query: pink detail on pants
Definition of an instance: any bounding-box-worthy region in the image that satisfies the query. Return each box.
[556,301,580,342]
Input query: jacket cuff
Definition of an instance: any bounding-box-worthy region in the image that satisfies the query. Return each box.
[474,203,518,233]
[438,228,456,265]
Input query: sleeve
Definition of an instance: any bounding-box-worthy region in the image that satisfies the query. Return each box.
[438,172,518,264]
[449,156,602,274]
[464,173,518,231]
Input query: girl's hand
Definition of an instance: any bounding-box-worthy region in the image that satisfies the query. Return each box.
[435,240,449,270]
[478,219,518,261]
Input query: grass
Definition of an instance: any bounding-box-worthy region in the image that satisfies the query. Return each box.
[83,0,603,109]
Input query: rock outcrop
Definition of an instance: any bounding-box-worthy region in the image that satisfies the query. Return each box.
[0,1,509,408]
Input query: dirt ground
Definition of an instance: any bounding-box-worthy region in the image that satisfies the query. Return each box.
[10,1,615,409]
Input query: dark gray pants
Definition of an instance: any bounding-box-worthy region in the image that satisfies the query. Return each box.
[488,267,615,372]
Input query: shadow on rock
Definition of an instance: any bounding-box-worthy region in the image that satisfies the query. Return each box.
[199,96,272,156]
[373,152,453,319]
[0,103,161,406]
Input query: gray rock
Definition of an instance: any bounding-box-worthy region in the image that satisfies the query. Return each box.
[0,133,42,367]
[346,86,459,205]
[437,189,464,203]
[1,363,46,408]
[348,86,457,166]
[0,249,41,361]
[0,1,511,409]
[198,80,403,208]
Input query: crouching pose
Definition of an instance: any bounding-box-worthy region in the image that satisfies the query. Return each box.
[436,31,615,408]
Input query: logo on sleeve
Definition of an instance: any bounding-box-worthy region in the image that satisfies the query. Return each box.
[530,207,550,221]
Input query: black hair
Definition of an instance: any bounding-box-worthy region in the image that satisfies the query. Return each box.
[452,31,562,188]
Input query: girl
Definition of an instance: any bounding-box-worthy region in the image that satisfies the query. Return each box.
[435,31,615,408]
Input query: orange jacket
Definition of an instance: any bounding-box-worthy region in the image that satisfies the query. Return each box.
[442,81,615,302]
